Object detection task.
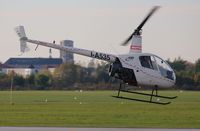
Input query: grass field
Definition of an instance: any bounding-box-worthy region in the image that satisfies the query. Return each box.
[0,90,200,128]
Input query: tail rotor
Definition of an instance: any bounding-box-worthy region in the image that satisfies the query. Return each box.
[14,26,29,53]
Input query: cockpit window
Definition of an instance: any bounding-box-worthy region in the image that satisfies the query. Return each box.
[150,56,158,71]
[154,56,175,80]
[139,56,157,70]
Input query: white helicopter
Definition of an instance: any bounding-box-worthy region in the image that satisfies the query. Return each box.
[14,6,177,105]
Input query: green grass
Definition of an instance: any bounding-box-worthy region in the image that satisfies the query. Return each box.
[0,90,200,128]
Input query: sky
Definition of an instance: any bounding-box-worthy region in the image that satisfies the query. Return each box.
[0,0,200,65]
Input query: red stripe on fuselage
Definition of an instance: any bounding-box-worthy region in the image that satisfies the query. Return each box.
[130,45,142,50]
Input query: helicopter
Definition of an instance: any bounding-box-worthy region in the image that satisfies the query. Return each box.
[14,6,177,105]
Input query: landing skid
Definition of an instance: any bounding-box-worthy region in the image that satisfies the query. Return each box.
[112,96,171,105]
[119,90,177,99]
[113,82,177,105]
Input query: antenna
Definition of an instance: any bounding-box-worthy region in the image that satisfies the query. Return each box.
[49,48,52,58]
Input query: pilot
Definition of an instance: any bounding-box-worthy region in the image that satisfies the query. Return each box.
[140,56,151,69]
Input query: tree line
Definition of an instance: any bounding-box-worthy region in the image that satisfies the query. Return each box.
[167,57,200,90]
[0,57,199,90]
[0,60,117,90]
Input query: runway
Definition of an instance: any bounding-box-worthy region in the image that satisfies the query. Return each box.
[0,127,199,131]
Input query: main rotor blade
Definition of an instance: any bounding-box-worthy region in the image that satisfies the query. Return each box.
[121,6,160,46]
[134,6,160,35]
[121,32,134,46]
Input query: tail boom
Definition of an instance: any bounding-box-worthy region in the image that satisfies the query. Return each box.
[26,39,117,63]
[14,25,117,62]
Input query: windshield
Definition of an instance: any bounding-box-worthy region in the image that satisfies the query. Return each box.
[154,56,175,80]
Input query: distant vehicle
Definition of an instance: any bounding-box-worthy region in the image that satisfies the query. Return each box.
[15,6,177,105]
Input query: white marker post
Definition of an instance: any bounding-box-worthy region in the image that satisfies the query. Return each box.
[10,71,14,105]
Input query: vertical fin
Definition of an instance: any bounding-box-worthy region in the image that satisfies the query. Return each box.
[14,26,29,53]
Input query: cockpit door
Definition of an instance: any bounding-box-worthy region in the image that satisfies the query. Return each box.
[138,55,160,86]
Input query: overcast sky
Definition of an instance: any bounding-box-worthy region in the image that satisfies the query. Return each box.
[0,0,200,64]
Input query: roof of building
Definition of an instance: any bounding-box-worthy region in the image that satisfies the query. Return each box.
[3,58,63,68]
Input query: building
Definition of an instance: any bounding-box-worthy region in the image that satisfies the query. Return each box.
[2,58,63,77]
[1,39,74,77]
[60,40,74,63]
